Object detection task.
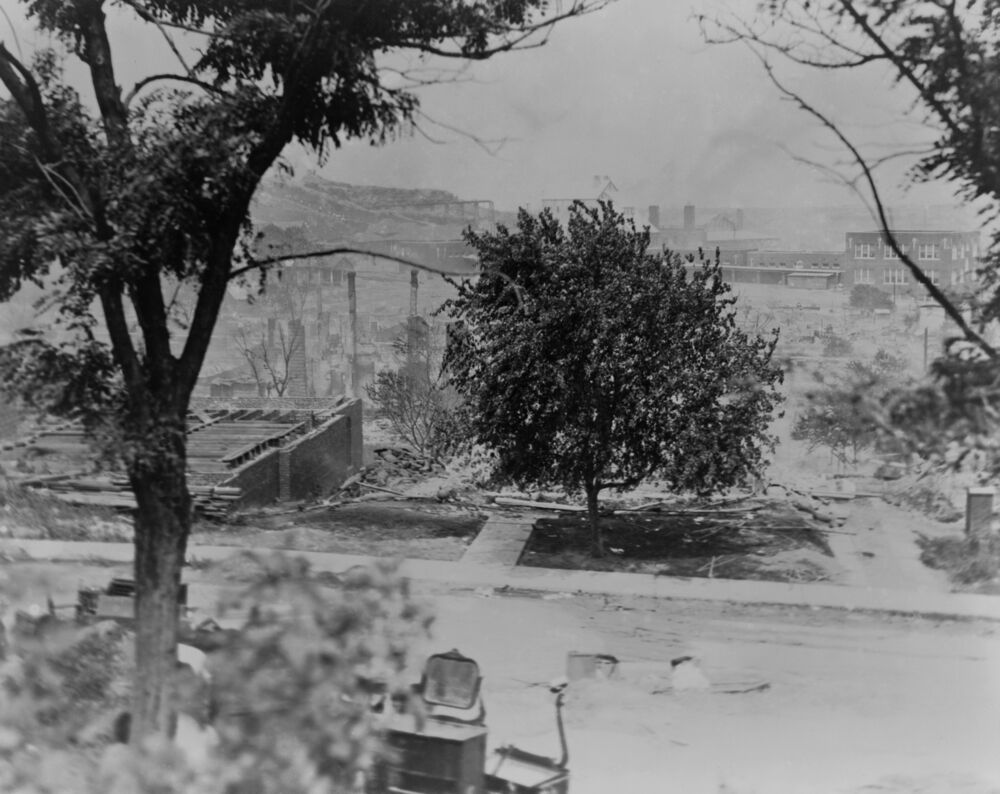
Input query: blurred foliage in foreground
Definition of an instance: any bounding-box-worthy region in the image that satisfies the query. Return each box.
[0,554,432,793]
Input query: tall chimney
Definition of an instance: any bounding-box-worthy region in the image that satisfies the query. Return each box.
[736,208,745,230]
[683,204,696,231]
[648,205,661,228]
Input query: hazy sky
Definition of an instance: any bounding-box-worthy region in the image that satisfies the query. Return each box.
[2,0,962,213]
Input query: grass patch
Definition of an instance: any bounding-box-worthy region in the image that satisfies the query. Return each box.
[917,533,1000,593]
[520,511,838,583]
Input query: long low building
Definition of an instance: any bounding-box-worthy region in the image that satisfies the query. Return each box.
[13,396,363,510]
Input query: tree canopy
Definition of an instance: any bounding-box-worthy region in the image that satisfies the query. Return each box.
[443,202,783,554]
[0,0,607,740]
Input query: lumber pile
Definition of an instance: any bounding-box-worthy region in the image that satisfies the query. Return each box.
[22,475,242,519]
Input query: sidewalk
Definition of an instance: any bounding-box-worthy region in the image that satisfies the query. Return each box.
[4,520,1000,621]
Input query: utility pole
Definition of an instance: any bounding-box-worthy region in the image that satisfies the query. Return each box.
[347,271,358,398]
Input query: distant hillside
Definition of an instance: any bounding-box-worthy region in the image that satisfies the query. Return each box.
[251,172,509,242]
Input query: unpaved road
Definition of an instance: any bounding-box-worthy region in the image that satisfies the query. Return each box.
[420,585,1000,794]
[6,561,1000,794]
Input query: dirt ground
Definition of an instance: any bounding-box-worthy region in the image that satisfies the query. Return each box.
[521,508,838,583]
[193,500,486,561]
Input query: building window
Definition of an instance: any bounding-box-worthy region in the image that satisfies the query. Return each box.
[854,268,872,284]
[883,268,907,285]
[927,269,940,285]
[918,243,939,260]
[854,243,874,259]
[883,242,905,259]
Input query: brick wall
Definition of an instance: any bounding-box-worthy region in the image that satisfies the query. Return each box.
[221,448,281,508]
[215,397,362,505]
[285,414,353,501]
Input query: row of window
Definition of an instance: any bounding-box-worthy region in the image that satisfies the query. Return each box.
[854,242,943,260]
[853,241,979,261]
[852,268,914,284]
[852,268,975,286]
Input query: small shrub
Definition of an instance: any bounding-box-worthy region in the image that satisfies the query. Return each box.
[822,334,853,357]
[849,284,893,312]
[918,533,1000,586]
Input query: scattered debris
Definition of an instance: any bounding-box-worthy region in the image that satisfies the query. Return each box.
[670,656,710,692]
[567,652,619,681]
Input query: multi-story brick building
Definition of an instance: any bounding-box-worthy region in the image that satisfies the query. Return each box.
[842,229,981,294]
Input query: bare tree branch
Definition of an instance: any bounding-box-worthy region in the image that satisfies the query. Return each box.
[412,108,511,156]
[230,245,526,307]
[752,49,997,357]
[119,0,194,76]
[0,7,23,60]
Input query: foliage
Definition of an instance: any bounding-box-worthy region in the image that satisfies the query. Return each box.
[366,322,470,461]
[792,384,875,465]
[821,334,853,358]
[0,618,133,792]
[0,0,604,736]
[917,533,1000,588]
[443,202,783,554]
[0,554,432,793]
[849,284,893,312]
[792,349,907,465]
[878,354,1000,477]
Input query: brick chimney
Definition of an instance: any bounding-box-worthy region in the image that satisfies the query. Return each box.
[683,204,696,231]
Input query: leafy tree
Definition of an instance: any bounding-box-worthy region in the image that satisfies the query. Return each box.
[792,384,876,466]
[444,202,784,555]
[0,0,607,739]
[849,284,893,312]
[792,349,908,465]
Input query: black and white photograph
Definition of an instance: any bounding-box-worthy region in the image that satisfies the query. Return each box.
[1,1,999,792]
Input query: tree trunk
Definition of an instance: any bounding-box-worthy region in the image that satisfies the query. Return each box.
[129,446,192,741]
[585,483,604,557]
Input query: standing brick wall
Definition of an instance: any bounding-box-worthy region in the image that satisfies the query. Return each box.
[211,397,363,506]
[222,448,281,508]
[278,448,292,501]
[285,414,353,501]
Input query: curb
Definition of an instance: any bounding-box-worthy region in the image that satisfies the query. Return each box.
[3,538,1000,622]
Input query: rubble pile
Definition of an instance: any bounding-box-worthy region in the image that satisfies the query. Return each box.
[355,447,447,491]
